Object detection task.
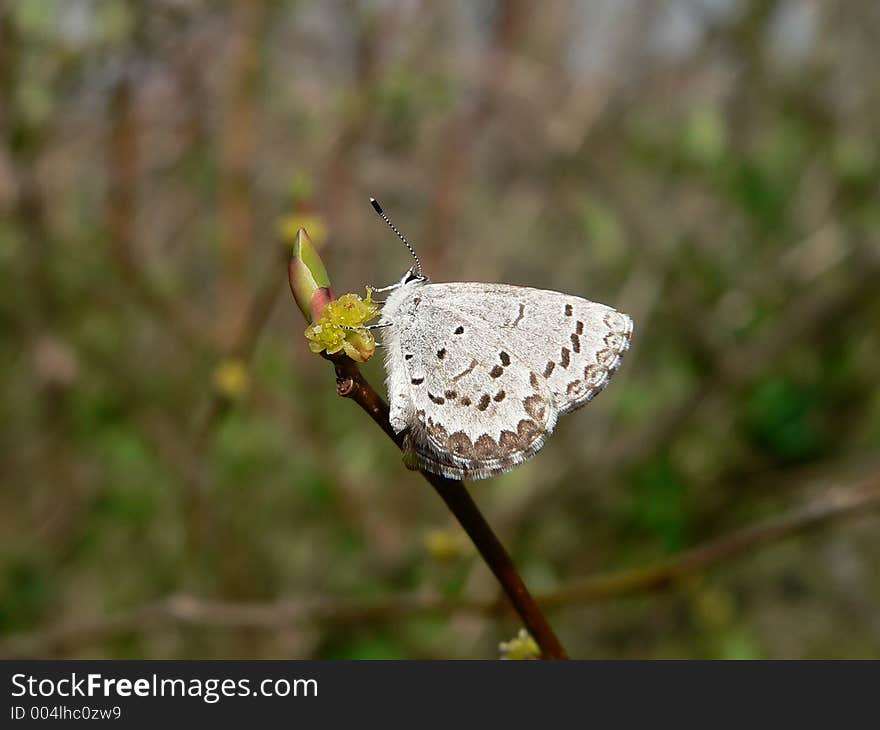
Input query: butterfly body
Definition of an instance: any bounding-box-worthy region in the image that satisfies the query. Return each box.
[379,273,633,480]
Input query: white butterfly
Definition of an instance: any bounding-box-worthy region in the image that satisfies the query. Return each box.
[370,199,633,481]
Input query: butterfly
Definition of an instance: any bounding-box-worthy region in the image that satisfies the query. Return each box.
[370,199,633,481]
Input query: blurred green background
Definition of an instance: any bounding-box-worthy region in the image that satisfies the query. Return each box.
[1,0,879,659]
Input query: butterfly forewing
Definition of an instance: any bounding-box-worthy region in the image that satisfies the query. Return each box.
[382,282,633,480]
[425,284,633,414]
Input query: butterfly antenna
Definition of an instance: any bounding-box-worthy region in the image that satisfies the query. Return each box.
[370,197,422,277]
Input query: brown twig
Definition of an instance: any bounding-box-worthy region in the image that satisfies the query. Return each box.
[604,242,880,471]
[541,470,880,608]
[318,5,392,222]
[182,251,287,565]
[420,0,528,274]
[106,64,213,352]
[4,469,878,658]
[218,0,266,349]
[327,353,568,659]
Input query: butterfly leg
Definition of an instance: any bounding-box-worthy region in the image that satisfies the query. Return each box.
[340,323,391,331]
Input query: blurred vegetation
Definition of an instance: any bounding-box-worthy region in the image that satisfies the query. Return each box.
[1,0,879,659]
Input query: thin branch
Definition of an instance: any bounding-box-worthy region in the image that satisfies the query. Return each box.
[218,0,266,348]
[106,39,214,352]
[604,244,880,472]
[420,0,528,272]
[181,252,287,561]
[4,470,877,658]
[327,352,568,660]
[318,5,392,220]
[540,470,880,608]
[192,247,288,451]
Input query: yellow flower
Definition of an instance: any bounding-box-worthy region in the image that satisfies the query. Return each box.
[499,629,540,660]
[212,358,250,399]
[304,289,380,363]
[423,528,471,561]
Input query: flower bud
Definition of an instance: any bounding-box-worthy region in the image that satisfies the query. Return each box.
[287,227,334,324]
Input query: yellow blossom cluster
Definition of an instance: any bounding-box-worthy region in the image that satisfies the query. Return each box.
[304,290,380,362]
[499,629,540,660]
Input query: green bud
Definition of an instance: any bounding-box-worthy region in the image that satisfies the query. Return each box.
[287,227,334,323]
[287,226,380,362]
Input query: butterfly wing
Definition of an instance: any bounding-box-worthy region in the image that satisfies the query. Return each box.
[435,284,634,415]
[383,289,557,480]
[382,283,633,480]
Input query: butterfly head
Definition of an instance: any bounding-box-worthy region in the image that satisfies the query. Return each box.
[402,266,429,286]
[379,266,429,324]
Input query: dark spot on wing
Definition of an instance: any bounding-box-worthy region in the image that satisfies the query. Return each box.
[584,364,603,386]
[517,418,542,442]
[565,304,573,316]
[405,354,413,360]
[543,361,555,378]
[448,431,474,458]
[477,394,491,411]
[605,332,628,350]
[576,320,584,335]
[499,351,511,366]
[499,430,521,451]
[428,393,445,405]
[560,347,571,368]
[411,377,424,385]
[571,333,581,353]
[493,390,506,402]
[459,396,471,407]
[490,365,504,378]
[454,325,464,335]
[452,359,478,381]
[474,434,498,459]
[523,395,546,421]
[444,390,457,400]
[436,348,446,359]
[512,304,525,327]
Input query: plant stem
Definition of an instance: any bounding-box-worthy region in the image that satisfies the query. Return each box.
[329,353,569,659]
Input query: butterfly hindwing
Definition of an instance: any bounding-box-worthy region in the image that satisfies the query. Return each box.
[384,297,554,480]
